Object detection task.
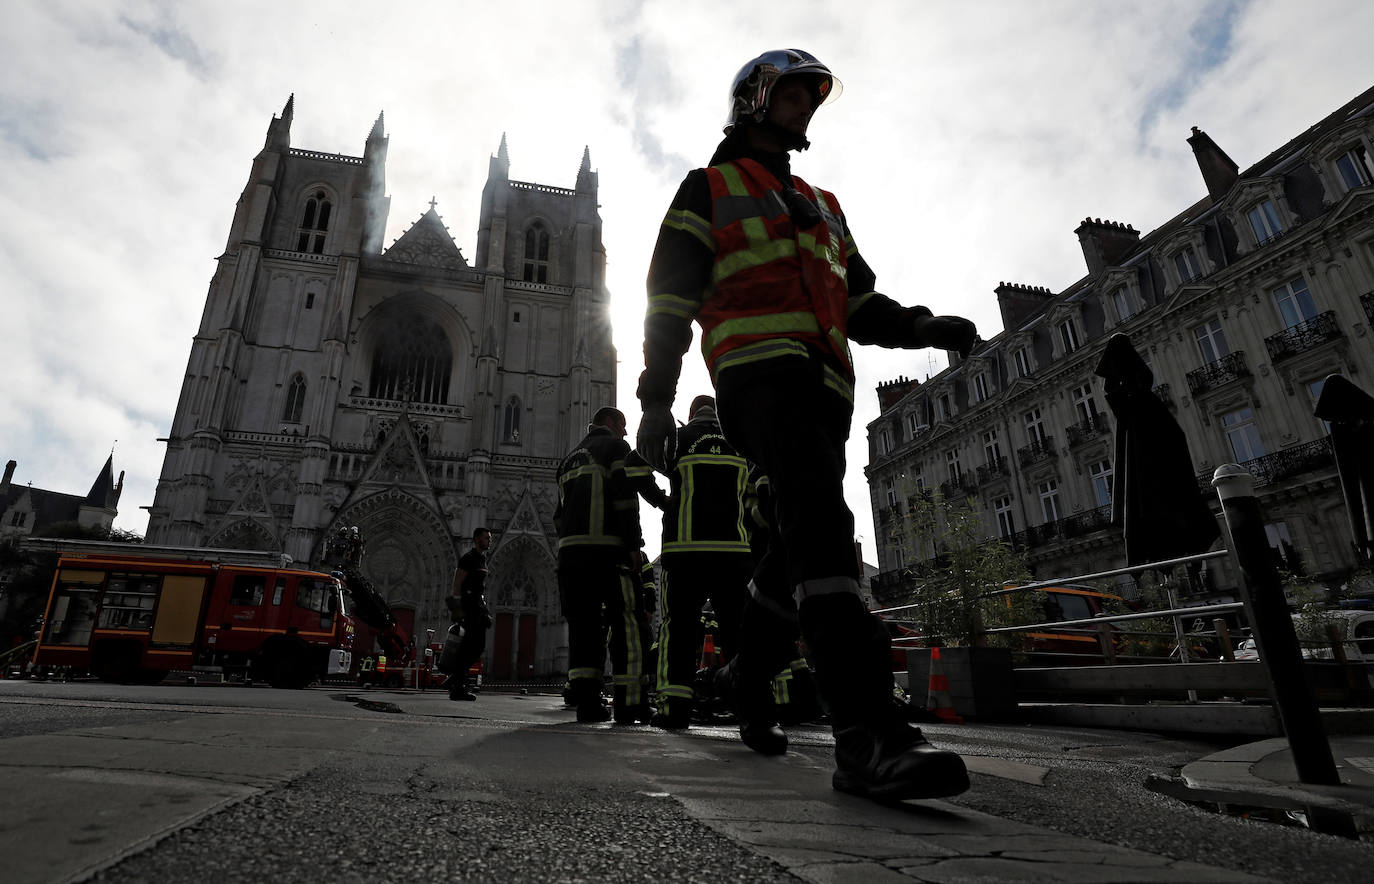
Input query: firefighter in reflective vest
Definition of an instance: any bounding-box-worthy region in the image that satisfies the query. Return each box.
[554,406,649,724]
[651,394,753,731]
[636,49,976,801]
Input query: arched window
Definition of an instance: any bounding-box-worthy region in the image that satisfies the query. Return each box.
[296,189,332,254]
[367,313,453,404]
[282,374,307,424]
[503,396,522,442]
[522,222,549,283]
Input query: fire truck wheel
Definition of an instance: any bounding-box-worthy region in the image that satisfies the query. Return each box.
[260,637,314,689]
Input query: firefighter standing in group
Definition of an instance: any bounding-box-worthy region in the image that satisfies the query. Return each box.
[445,526,493,701]
[636,49,976,801]
[554,406,650,724]
[650,394,754,734]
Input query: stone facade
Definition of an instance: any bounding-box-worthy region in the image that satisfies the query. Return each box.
[866,84,1374,607]
[146,98,618,679]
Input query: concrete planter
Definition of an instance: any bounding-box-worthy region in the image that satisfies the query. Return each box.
[907,646,1017,721]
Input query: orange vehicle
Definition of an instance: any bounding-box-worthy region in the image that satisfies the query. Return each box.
[1000,583,1125,660]
[27,539,353,688]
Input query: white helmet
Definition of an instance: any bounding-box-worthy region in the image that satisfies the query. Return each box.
[724,49,842,134]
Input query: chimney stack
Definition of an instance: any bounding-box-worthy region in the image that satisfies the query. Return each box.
[1,460,14,493]
[995,281,1056,331]
[1188,126,1239,201]
[1075,218,1140,277]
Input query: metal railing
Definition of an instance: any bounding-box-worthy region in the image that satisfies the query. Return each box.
[1017,436,1056,468]
[1066,414,1109,448]
[1186,351,1250,395]
[1264,311,1342,362]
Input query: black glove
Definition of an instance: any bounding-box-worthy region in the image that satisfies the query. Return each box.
[635,406,677,474]
[913,314,977,358]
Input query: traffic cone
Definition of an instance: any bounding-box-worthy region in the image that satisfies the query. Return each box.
[699,633,716,670]
[926,647,963,724]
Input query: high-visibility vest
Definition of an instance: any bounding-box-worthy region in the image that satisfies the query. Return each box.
[698,158,853,388]
[662,422,752,556]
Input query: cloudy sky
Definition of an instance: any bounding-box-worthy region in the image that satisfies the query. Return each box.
[2,0,1371,562]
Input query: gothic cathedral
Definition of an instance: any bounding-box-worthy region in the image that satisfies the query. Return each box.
[146,97,619,679]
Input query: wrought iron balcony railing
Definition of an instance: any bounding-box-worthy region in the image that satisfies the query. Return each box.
[939,475,978,499]
[1066,413,1110,448]
[1151,383,1172,407]
[1264,311,1342,363]
[1017,436,1057,468]
[1194,436,1335,491]
[1007,503,1115,550]
[1185,351,1250,396]
[976,456,1010,484]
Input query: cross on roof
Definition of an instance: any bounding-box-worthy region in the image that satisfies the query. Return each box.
[429,196,437,210]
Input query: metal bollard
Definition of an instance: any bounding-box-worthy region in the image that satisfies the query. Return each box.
[1213,464,1340,786]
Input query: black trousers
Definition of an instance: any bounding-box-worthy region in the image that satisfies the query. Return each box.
[655,551,752,713]
[716,357,894,728]
[558,547,647,706]
[451,621,487,687]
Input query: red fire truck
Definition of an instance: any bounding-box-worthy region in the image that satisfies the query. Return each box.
[27,539,354,688]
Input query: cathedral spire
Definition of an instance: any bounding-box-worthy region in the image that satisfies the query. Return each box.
[264,93,294,151]
[368,110,385,144]
[576,145,596,193]
[497,132,509,165]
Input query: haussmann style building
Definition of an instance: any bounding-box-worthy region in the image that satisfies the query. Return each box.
[145,97,618,680]
[864,83,1374,611]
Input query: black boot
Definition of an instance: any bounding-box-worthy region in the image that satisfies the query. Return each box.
[448,677,476,701]
[832,718,969,801]
[650,696,692,730]
[715,658,786,755]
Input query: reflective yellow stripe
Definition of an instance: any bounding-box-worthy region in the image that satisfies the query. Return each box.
[847,291,879,317]
[648,293,700,320]
[617,571,643,704]
[712,237,797,283]
[663,207,714,250]
[702,311,820,354]
[558,535,627,549]
[708,338,811,379]
[821,363,855,405]
[568,667,602,681]
[715,162,750,197]
[662,540,752,554]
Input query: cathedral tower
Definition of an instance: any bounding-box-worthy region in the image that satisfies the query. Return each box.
[147,100,618,679]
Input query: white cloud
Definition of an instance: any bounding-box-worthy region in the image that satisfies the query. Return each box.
[2,0,1371,565]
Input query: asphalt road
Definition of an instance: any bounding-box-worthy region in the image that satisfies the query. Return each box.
[3,679,1372,882]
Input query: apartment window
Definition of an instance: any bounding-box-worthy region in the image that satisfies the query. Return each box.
[1173,246,1202,283]
[1013,347,1031,379]
[295,190,332,254]
[1264,522,1300,572]
[912,462,926,491]
[973,372,990,403]
[885,478,897,508]
[945,448,962,483]
[982,429,1002,464]
[1088,459,1113,508]
[282,374,307,424]
[994,495,1015,539]
[878,427,891,455]
[1222,407,1265,462]
[503,396,522,442]
[1336,144,1374,190]
[1193,318,1230,365]
[906,412,925,437]
[1273,276,1317,329]
[1071,383,1099,424]
[523,222,550,283]
[1111,287,1135,321]
[1247,199,1283,246]
[1024,407,1047,445]
[305,292,315,309]
[937,393,952,422]
[1058,319,1080,354]
[1038,479,1062,523]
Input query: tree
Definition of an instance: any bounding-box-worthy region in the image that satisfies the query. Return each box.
[887,491,1037,648]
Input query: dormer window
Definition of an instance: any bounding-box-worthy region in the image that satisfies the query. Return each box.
[1246,199,1283,247]
[296,190,331,254]
[1335,143,1373,191]
[1110,287,1136,322]
[1013,346,1032,379]
[523,222,550,283]
[1173,246,1203,284]
[1058,318,1081,354]
[937,392,953,422]
[973,371,990,403]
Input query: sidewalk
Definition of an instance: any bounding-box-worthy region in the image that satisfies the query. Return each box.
[1159,733,1374,837]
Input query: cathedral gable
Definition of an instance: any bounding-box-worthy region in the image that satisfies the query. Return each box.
[380,206,468,270]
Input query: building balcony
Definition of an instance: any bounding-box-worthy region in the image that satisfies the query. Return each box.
[1264,311,1342,363]
[1361,290,1373,323]
[939,475,978,499]
[1151,383,1172,407]
[1195,436,1335,491]
[976,456,1010,484]
[1066,414,1110,448]
[1017,436,1057,468]
[1185,351,1250,396]
[1007,503,1114,549]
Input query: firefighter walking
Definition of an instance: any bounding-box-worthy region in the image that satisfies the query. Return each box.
[636,50,976,801]
[650,395,754,732]
[554,406,650,723]
[445,526,493,701]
